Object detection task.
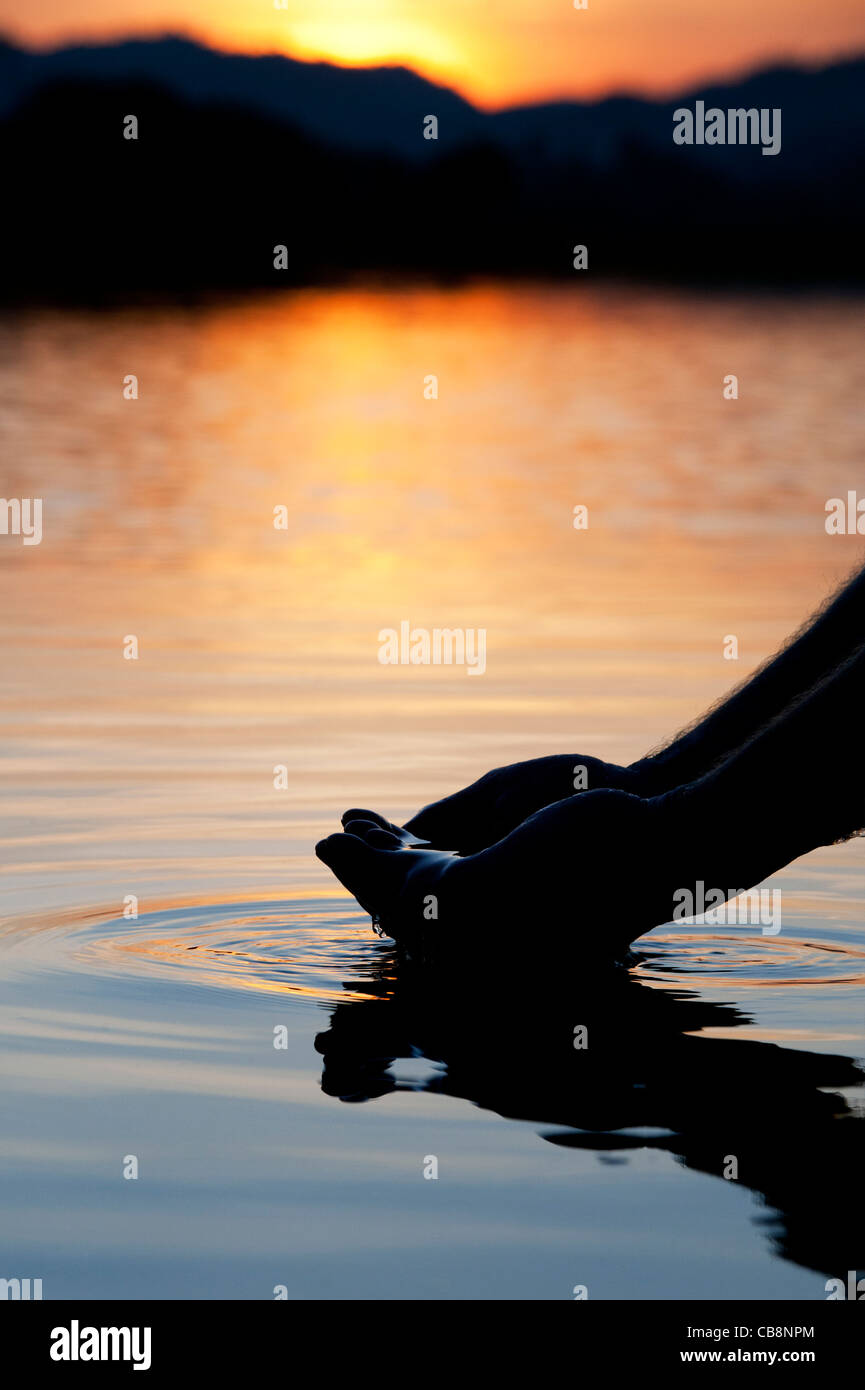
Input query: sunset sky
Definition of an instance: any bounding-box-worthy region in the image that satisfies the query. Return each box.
[2,0,864,107]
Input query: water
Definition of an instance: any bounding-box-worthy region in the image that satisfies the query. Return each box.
[1,283,864,1299]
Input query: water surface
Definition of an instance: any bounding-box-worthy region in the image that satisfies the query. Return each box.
[1,284,863,1298]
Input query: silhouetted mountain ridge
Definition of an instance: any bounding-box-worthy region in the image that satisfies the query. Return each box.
[0,34,483,157]
[1,33,863,175]
[1,35,863,297]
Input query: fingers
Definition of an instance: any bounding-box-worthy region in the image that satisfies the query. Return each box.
[339,802,449,848]
[341,807,396,833]
[342,817,402,849]
[314,831,380,915]
[315,831,365,872]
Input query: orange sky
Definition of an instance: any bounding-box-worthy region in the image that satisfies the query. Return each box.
[2,0,864,107]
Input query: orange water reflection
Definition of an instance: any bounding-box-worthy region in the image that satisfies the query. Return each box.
[1,285,864,922]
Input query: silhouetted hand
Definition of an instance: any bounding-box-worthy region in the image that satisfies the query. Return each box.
[343,753,636,854]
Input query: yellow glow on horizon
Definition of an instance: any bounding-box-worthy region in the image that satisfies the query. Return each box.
[1,0,865,109]
[284,16,464,76]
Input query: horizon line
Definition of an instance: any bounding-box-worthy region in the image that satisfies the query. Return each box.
[1,24,863,114]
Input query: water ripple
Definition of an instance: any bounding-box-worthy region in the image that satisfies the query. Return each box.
[631,930,865,989]
[0,897,390,1006]
[3,900,865,1005]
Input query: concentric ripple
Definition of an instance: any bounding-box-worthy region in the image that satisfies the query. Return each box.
[3,899,865,1005]
[0,897,392,1005]
[631,929,865,989]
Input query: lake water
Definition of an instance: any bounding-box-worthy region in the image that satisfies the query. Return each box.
[1,283,864,1299]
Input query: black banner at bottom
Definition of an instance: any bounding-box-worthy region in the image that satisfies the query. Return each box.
[3,1299,859,1375]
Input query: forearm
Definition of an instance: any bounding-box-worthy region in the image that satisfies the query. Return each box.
[631,560,865,794]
